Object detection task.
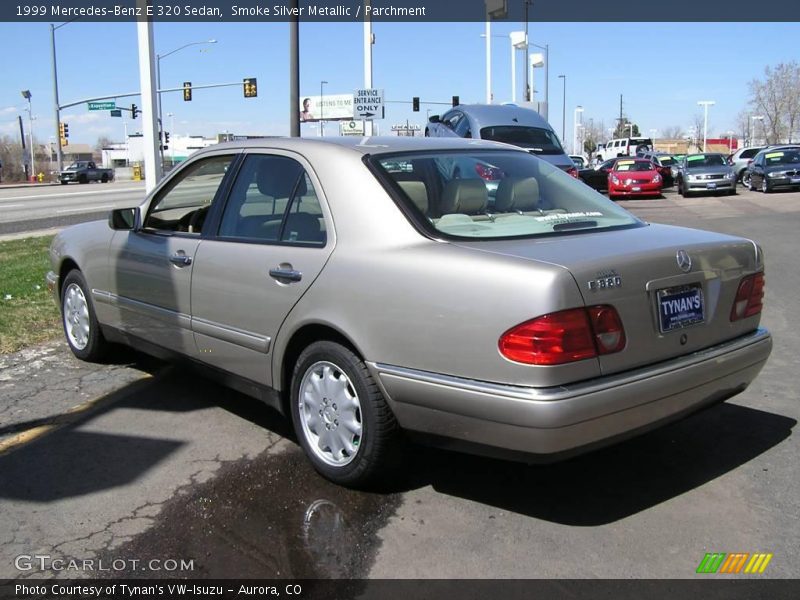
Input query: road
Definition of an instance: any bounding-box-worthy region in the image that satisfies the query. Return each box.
[0,186,798,582]
[0,182,146,235]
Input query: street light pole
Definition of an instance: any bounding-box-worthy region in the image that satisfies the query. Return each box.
[558,74,566,142]
[751,115,764,146]
[573,106,583,155]
[320,80,328,137]
[485,21,492,104]
[21,90,35,179]
[50,24,63,173]
[697,100,715,152]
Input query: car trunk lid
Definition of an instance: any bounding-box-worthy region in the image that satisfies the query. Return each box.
[453,223,763,376]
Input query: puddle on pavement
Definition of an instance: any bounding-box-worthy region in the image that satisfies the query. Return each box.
[98,447,402,578]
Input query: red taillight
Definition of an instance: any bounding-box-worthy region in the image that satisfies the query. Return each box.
[566,166,579,178]
[730,272,765,321]
[475,163,503,181]
[499,305,626,365]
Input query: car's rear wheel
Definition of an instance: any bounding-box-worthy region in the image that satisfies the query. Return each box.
[290,341,400,487]
[101,174,108,183]
[761,178,770,193]
[61,270,109,362]
[740,170,751,186]
[78,174,88,184]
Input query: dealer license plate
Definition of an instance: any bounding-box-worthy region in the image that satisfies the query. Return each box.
[706,182,717,189]
[632,186,641,191]
[791,178,800,184]
[657,284,705,333]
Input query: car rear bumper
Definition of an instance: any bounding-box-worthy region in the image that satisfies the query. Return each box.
[368,328,772,458]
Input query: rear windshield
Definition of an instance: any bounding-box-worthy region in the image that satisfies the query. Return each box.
[372,150,641,240]
[479,126,565,155]
[614,160,654,172]
[657,156,676,166]
[764,150,800,165]
[686,154,726,167]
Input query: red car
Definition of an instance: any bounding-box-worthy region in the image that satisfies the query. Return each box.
[607,158,663,199]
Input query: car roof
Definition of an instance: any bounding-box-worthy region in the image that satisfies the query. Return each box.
[192,136,518,158]
[450,104,553,129]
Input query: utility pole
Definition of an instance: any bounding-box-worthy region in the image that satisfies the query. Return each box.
[50,24,63,172]
[524,0,531,101]
[363,0,373,136]
[135,0,161,191]
[289,0,299,137]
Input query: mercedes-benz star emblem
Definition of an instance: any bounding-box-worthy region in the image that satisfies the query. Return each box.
[676,249,692,273]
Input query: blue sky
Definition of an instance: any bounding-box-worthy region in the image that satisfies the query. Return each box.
[0,20,797,147]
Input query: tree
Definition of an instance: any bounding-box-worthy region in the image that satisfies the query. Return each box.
[612,119,640,139]
[661,125,684,139]
[95,136,114,152]
[747,61,800,144]
[0,135,27,182]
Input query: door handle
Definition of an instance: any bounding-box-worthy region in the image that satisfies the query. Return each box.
[269,267,302,282]
[169,253,192,267]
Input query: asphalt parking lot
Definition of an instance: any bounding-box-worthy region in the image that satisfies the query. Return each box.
[0,185,797,580]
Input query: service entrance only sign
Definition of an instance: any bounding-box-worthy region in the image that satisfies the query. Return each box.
[353,88,385,120]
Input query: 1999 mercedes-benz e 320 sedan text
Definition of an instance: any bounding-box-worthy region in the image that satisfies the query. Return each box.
[48,137,772,486]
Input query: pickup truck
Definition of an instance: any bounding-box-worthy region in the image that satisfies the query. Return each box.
[59,161,114,185]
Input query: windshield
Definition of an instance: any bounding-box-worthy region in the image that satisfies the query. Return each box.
[372,150,641,240]
[614,160,654,172]
[764,150,800,165]
[685,154,726,168]
[479,126,565,155]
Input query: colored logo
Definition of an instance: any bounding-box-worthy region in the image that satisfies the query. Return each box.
[696,552,773,574]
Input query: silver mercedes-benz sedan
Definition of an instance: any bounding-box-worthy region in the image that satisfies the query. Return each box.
[47,137,772,487]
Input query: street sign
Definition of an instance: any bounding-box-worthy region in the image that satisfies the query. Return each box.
[110,109,122,117]
[353,88,384,120]
[340,120,365,136]
[88,101,116,111]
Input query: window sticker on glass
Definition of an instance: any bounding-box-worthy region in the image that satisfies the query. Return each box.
[765,152,784,159]
[617,165,632,171]
[617,160,635,165]
[687,155,705,161]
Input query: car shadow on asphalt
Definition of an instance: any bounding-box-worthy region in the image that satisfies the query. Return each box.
[391,401,795,525]
[0,355,793,527]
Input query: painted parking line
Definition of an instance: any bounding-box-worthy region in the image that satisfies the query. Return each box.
[0,204,26,209]
[0,373,158,457]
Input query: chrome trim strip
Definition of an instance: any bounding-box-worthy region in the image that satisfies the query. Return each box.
[372,328,771,404]
[91,290,270,352]
[92,290,191,329]
[191,317,270,353]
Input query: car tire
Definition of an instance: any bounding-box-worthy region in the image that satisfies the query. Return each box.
[290,341,400,488]
[762,178,771,193]
[61,270,109,362]
[740,170,750,186]
[101,174,109,183]
[748,177,756,192]
[60,181,68,185]
[78,174,88,184]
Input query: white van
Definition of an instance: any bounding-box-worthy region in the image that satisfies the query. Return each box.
[596,137,653,162]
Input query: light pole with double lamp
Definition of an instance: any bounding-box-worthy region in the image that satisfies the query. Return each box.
[21,90,35,179]
[697,100,715,152]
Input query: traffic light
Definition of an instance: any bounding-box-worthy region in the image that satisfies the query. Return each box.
[183,81,192,102]
[164,132,170,145]
[452,95,460,107]
[243,77,257,98]
[412,97,420,112]
[131,104,139,119]
[59,122,69,138]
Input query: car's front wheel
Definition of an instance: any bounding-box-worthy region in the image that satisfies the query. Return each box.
[61,270,109,361]
[290,341,400,487]
[762,178,771,193]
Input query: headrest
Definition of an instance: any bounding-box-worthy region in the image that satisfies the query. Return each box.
[440,179,488,215]
[494,177,540,212]
[398,181,429,214]
[256,166,306,198]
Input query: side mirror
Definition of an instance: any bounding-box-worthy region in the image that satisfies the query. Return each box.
[428,114,440,123]
[109,207,138,230]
